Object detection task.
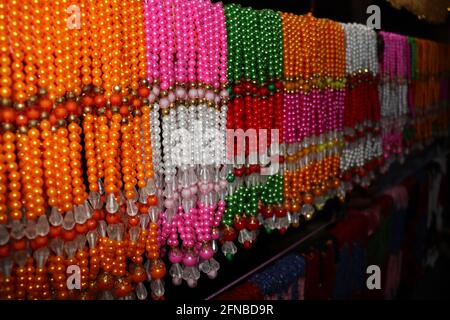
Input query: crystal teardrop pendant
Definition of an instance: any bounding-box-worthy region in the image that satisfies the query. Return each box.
[150,279,165,297]
[13,251,28,268]
[138,187,148,204]
[36,215,50,236]
[97,220,107,237]
[49,207,63,226]
[98,179,105,195]
[62,211,75,230]
[33,247,50,269]
[105,193,119,214]
[86,230,98,248]
[88,191,102,210]
[126,199,138,216]
[135,282,148,300]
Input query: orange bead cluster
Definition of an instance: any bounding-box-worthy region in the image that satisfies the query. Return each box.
[83,114,100,193]
[2,131,22,222]
[121,118,137,200]
[280,12,346,218]
[0,0,161,300]
[40,120,58,209]
[0,134,6,224]
[69,122,88,205]
[283,144,342,217]
[281,13,345,92]
[410,39,450,144]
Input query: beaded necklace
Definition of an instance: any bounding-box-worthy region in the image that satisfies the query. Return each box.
[281,13,345,226]
[223,4,284,258]
[340,23,382,190]
[379,32,410,169]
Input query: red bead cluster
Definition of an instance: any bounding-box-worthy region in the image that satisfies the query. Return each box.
[342,72,384,187]
[227,80,283,172]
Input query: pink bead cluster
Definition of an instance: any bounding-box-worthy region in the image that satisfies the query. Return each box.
[144,0,228,106]
[144,0,228,110]
[379,32,411,167]
[143,0,228,290]
[283,90,344,144]
[380,33,411,80]
[159,200,224,287]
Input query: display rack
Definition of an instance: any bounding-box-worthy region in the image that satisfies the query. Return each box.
[163,140,448,300]
[164,201,339,300]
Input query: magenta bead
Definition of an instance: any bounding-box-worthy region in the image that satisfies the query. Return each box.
[199,245,214,260]
[169,248,184,264]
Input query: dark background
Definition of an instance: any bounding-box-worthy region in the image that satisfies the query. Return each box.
[214,0,450,43]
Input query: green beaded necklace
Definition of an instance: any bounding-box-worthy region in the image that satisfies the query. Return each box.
[222,4,286,228]
[225,4,244,83]
[225,5,284,84]
[242,7,256,81]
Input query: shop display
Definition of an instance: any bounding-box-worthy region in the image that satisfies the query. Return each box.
[0,0,448,300]
[216,157,448,299]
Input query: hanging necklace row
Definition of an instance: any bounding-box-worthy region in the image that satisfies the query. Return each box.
[340,23,383,190]
[222,4,284,259]
[378,32,410,170]
[145,0,228,288]
[280,13,346,227]
[409,39,450,149]
[0,0,158,300]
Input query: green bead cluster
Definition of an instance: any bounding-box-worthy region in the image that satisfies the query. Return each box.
[242,8,258,81]
[260,174,284,205]
[222,3,285,228]
[224,4,283,84]
[223,184,259,226]
[222,174,284,226]
[224,4,243,83]
[262,9,284,80]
